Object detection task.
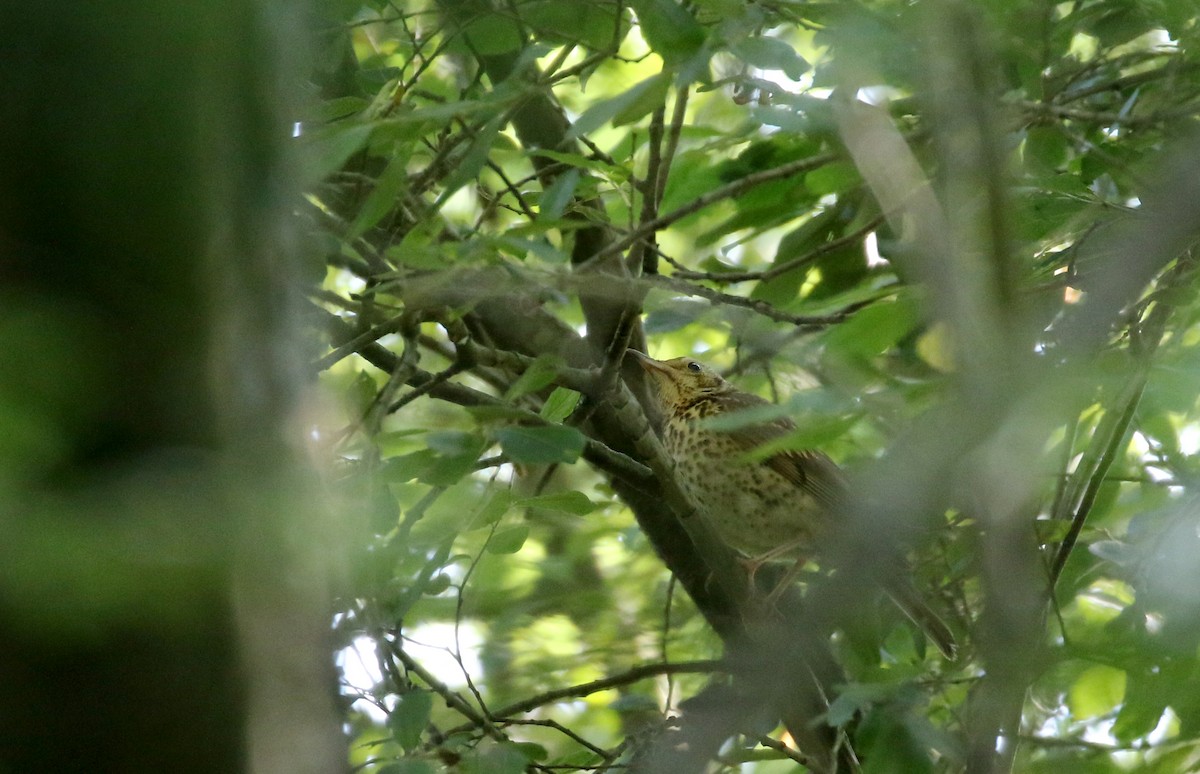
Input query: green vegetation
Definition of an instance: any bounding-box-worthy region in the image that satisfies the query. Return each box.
[313,2,1200,771]
[8,1,1200,772]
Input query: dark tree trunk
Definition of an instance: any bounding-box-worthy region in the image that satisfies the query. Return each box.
[0,3,340,771]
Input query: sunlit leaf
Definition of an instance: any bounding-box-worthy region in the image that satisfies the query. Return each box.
[539,387,582,424]
[823,295,921,360]
[1068,665,1126,720]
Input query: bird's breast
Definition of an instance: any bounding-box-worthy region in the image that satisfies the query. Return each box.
[661,417,824,557]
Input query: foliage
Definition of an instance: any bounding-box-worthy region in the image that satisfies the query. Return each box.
[303,0,1200,771]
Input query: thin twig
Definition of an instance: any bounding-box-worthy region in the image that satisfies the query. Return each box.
[670,213,886,284]
[489,660,724,718]
[1048,374,1145,590]
[329,322,655,481]
[647,274,865,328]
[499,718,613,761]
[390,641,508,743]
[755,734,815,767]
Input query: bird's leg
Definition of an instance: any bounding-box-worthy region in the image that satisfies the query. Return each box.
[739,539,802,577]
[737,537,808,599]
[763,555,809,606]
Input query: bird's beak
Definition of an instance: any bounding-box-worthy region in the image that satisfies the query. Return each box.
[626,348,668,375]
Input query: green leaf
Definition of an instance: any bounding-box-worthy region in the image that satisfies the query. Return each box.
[420,432,488,486]
[460,742,531,774]
[1024,126,1067,176]
[427,430,483,455]
[701,401,792,432]
[539,168,580,221]
[491,234,569,264]
[857,703,934,774]
[504,355,563,400]
[437,113,505,206]
[804,162,862,196]
[532,149,628,177]
[424,572,452,596]
[823,296,921,360]
[421,455,483,487]
[750,208,847,306]
[520,491,600,515]
[301,122,373,183]
[377,429,428,458]
[540,387,582,423]
[347,150,411,239]
[525,0,626,49]
[512,742,549,763]
[381,449,437,483]
[1112,670,1167,743]
[470,490,513,528]
[566,73,670,140]
[307,96,368,123]
[495,425,587,464]
[629,0,706,65]
[1068,665,1126,720]
[659,148,725,216]
[376,762,435,774]
[737,416,859,460]
[1087,2,1152,47]
[388,690,433,750]
[824,682,892,727]
[486,524,530,554]
[465,404,541,423]
[732,37,809,80]
[457,11,525,55]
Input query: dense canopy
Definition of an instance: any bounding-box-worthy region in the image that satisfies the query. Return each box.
[303,1,1200,772]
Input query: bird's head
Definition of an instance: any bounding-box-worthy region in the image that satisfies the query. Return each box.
[626,350,732,410]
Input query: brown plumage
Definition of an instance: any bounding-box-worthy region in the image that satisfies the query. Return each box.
[629,349,955,659]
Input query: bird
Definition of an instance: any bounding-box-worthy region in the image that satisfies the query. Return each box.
[627,348,956,659]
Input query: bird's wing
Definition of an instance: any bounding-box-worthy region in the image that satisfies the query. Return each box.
[767,448,848,511]
[715,390,849,510]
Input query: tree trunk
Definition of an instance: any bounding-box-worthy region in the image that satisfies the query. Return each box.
[0,3,340,771]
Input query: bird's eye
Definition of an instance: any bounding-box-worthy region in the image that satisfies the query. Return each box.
[686,361,702,373]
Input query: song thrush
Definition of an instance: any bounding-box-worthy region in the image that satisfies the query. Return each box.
[628,349,955,659]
